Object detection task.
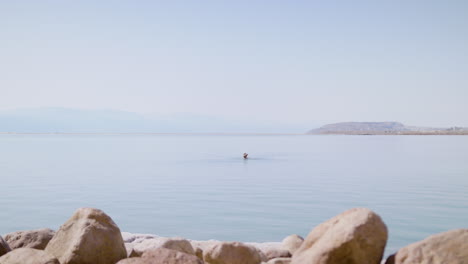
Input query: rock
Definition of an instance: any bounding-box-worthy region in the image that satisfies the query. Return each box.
[0,248,59,264]
[190,240,220,260]
[385,229,468,264]
[190,240,220,253]
[194,246,204,260]
[267,258,291,264]
[45,207,127,264]
[257,249,268,263]
[116,258,143,264]
[4,228,55,250]
[143,248,203,264]
[247,242,290,260]
[129,237,195,257]
[0,236,11,257]
[291,208,388,264]
[121,232,158,243]
[281,234,303,255]
[264,248,290,260]
[125,243,134,257]
[203,241,262,264]
[124,233,162,257]
[116,248,203,264]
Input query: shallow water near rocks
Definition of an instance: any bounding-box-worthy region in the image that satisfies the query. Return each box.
[1,134,467,256]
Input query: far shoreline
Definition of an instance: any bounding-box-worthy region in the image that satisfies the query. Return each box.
[1,132,468,136]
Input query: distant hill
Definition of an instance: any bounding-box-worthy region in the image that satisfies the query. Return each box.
[0,107,308,133]
[308,122,468,135]
[0,108,158,133]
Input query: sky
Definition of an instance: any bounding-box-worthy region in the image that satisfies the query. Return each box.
[1,1,467,127]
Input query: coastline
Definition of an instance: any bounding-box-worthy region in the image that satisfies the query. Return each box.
[308,131,468,135]
[1,132,468,135]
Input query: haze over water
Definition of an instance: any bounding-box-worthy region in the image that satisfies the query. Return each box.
[1,134,467,255]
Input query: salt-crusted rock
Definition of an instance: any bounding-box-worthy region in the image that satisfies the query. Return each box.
[123,233,162,257]
[247,242,290,260]
[121,232,158,243]
[281,234,303,255]
[291,208,388,264]
[129,237,195,257]
[45,207,127,264]
[190,240,220,252]
[385,229,468,264]
[204,241,262,264]
[122,232,161,256]
[0,236,11,257]
[117,248,203,264]
[267,257,291,264]
[0,248,59,264]
[125,243,134,257]
[4,228,55,250]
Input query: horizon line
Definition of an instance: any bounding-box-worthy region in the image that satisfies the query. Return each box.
[0,132,307,136]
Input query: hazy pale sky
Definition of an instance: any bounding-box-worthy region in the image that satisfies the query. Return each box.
[1,1,467,126]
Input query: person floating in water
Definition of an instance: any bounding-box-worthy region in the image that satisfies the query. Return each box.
[243,153,248,159]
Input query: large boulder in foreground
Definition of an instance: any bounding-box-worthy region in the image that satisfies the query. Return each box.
[203,241,262,264]
[291,208,388,264]
[117,248,203,264]
[385,229,468,264]
[45,207,127,264]
[129,237,195,257]
[0,248,59,264]
[0,236,11,257]
[4,228,55,250]
[281,234,303,255]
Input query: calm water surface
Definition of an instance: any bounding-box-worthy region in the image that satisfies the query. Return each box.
[1,134,467,255]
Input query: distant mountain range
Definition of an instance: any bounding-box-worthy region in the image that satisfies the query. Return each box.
[2,109,466,135]
[308,122,468,135]
[0,108,308,133]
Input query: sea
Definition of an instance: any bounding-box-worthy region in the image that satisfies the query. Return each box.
[1,134,467,256]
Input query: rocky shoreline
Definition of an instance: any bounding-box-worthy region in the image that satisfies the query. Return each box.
[1,207,467,264]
